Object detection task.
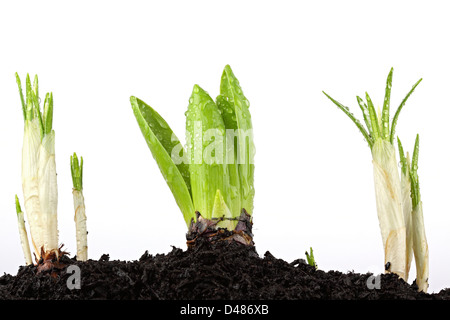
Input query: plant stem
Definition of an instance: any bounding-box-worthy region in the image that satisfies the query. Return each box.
[71,153,88,261]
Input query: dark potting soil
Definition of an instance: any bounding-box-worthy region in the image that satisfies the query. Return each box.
[0,239,449,300]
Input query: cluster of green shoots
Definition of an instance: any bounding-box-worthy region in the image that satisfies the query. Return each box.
[14,73,88,265]
[130,65,255,230]
[323,68,429,292]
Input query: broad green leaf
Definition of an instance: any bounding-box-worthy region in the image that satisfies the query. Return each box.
[216,94,241,216]
[131,96,194,226]
[186,85,229,219]
[133,97,191,194]
[220,65,255,214]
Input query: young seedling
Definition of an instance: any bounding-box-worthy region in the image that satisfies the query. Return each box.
[305,247,318,270]
[71,153,87,261]
[323,68,422,282]
[16,73,61,267]
[398,136,429,292]
[130,65,255,245]
[15,195,33,265]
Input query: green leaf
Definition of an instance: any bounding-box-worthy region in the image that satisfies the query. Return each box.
[133,97,191,194]
[305,247,318,269]
[33,74,39,104]
[397,137,408,176]
[220,65,255,215]
[15,194,22,215]
[323,91,373,148]
[365,92,381,142]
[186,85,229,219]
[131,96,194,227]
[389,78,422,144]
[43,93,53,135]
[31,90,44,139]
[381,68,393,140]
[216,94,241,216]
[25,74,34,121]
[211,189,235,230]
[356,96,373,139]
[71,152,83,191]
[15,73,26,121]
[410,134,421,208]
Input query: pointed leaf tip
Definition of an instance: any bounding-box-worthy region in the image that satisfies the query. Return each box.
[15,195,22,214]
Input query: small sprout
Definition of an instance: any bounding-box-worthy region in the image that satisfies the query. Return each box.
[305,247,317,270]
[15,195,33,265]
[71,152,88,261]
[71,152,83,191]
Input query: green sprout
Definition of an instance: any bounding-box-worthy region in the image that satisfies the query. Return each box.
[71,153,88,261]
[71,153,84,192]
[305,247,317,270]
[15,195,32,265]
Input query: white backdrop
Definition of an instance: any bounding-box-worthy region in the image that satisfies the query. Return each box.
[1,0,449,294]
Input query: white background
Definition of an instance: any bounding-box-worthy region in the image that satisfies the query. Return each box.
[0,1,449,294]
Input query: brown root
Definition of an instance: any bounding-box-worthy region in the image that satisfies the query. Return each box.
[186,209,254,248]
[36,244,69,276]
